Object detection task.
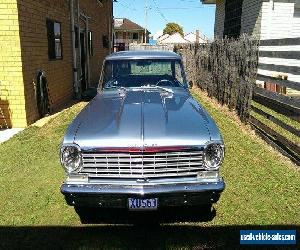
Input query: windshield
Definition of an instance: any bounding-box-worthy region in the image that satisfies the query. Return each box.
[101,59,187,89]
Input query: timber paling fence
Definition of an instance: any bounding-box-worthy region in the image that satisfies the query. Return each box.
[251,37,300,165]
[179,36,300,165]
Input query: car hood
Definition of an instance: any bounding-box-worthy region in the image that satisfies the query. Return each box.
[66,88,222,149]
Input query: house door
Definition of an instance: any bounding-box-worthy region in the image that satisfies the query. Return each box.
[80,32,87,93]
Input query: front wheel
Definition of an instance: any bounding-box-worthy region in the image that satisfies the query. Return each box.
[74,206,98,224]
[191,204,215,222]
[74,207,134,224]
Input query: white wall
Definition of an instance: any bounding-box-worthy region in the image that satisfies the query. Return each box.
[259,1,300,89]
[214,0,300,39]
[260,1,300,39]
[212,0,300,88]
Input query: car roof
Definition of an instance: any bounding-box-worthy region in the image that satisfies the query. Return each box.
[105,50,181,61]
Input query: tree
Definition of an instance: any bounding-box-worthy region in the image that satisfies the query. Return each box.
[163,23,184,37]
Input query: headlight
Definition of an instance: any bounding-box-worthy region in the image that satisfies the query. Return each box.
[204,143,224,170]
[60,144,83,174]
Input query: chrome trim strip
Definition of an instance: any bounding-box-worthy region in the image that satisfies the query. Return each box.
[61,178,225,196]
[80,145,205,153]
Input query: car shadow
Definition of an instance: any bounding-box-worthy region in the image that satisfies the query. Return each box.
[0,224,298,249]
[75,206,216,225]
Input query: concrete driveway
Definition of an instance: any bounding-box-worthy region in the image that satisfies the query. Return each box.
[0,128,23,144]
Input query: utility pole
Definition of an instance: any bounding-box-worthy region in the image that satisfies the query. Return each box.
[144,0,148,43]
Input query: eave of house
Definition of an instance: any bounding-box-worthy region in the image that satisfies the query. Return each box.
[201,0,216,4]
[201,0,300,3]
[114,28,151,34]
[115,28,144,32]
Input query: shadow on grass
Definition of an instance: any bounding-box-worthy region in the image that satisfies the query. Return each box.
[0,224,298,249]
[74,206,217,225]
[0,206,298,249]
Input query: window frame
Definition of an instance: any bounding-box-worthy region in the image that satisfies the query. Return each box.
[132,32,139,40]
[88,31,93,56]
[46,18,63,61]
[223,0,244,39]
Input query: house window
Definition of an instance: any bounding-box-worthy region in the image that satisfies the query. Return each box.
[88,31,93,56]
[47,19,63,60]
[75,26,79,48]
[132,33,139,40]
[223,0,244,38]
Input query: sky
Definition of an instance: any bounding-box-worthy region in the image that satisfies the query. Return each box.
[113,0,216,39]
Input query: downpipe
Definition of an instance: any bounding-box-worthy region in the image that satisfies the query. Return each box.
[70,0,79,98]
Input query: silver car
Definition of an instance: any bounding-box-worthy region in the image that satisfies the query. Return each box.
[60,51,225,221]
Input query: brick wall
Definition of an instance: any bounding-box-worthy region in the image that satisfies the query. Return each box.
[79,0,112,86]
[260,0,300,39]
[0,0,27,128]
[17,0,74,125]
[0,0,112,128]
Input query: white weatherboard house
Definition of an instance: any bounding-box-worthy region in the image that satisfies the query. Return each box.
[184,32,209,43]
[157,33,190,44]
[157,32,209,45]
[201,0,300,39]
[202,0,300,93]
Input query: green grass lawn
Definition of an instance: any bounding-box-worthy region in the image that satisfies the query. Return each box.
[0,90,299,249]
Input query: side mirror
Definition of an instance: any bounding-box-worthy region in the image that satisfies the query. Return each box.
[82,88,98,101]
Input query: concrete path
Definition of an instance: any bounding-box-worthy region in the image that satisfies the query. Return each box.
[0,128,23,144]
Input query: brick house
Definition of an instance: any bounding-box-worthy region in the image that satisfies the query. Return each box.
[0,0,113,128]
[114,18,150,51]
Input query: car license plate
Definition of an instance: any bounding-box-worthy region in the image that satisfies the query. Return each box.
[128,198,158,210]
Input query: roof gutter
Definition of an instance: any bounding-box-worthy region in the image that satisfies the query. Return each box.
[201,0,216,4]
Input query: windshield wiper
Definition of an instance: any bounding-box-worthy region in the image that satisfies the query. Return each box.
[104,86,127,92]
[141,85,174,94]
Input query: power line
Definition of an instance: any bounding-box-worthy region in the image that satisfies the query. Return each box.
[179,0,202,3]
[144,0,148,42]
[158,6,213,9]
[152,0,168,23]
[115,0,137,17]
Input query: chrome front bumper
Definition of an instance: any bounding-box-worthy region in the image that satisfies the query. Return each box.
[61,178,225,208]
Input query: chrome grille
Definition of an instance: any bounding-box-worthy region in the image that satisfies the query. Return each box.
[80,151,204,179]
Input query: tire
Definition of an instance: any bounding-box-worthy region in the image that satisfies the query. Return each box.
[192,204,215,222]
[75,206,99,224]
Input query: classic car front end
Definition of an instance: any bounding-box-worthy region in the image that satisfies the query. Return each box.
[60,51,225,216]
